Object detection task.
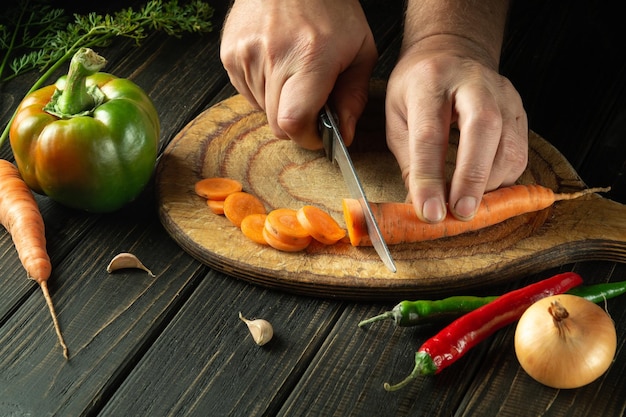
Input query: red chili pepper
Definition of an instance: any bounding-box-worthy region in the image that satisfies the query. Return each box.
[383,272,583,391]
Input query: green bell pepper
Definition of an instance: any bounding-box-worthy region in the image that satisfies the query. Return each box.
[9,48,159,213]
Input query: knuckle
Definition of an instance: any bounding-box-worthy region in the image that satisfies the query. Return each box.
[467,107,503,134]
[505,144,528,171]
[276,113,306,137]
[501,132,529,172]
[457,163,491,188]
[412,57,451,81]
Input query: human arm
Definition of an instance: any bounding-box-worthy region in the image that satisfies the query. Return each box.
[385,0,528,223]
[219,0,378,149]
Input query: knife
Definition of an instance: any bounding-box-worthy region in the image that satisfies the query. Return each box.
[319,104,397,273]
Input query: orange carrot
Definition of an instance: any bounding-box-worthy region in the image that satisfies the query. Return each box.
[223,191,266,227]
[343,184,610,246]
[195,177,242,200]
[207,199,225,215]
[265,208,312,245]
[296,205,346,245]
[240,213,269,245]
[0,160,68,359]
[262,226,312,252]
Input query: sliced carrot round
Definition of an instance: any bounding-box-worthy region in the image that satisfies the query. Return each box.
[265,208,310,239]
[195,177,242,200]
[296,205,346,245]
[262,227,312,252]
[264,208,312,250]
[240,213,268,245]
[207,199,225,215]
[223,191,266,227]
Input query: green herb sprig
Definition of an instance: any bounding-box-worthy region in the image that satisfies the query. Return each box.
[1,0,214,147]
[0,5,69,81]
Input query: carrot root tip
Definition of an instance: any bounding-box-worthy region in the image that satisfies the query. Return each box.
[40,281,69,359]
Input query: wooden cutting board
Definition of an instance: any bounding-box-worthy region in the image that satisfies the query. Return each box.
[155,89,626,300]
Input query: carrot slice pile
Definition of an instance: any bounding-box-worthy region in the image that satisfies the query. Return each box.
[223,191,266,227]
[195,177,243,200]
[296,205,346,245]
[195,177,346,251]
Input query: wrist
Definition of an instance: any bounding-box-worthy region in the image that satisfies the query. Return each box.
[402,0,509,68]
[400,33,500,71]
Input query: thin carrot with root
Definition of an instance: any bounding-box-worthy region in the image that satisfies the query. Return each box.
[343,184,610,246]
[0,160,68,359]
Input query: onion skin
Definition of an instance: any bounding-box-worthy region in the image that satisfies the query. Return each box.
[514,294,617,389]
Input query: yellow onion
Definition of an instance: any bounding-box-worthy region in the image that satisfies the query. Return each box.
[514,294,616,389]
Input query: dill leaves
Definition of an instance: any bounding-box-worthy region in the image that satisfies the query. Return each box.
[0,0,214,82]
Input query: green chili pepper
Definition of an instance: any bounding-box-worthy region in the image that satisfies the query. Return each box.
[9,47,159,213]
[567,281,626,303]
[359,280,626,328]
[358,295,500,327]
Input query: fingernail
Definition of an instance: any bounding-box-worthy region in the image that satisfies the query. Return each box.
[423,197,446,223]
[454,196,478,220]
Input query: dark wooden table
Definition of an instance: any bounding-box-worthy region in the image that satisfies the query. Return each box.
[1,1,625,416]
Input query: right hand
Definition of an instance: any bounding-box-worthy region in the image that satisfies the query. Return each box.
[385,35,528,224]
[220,0,378,149]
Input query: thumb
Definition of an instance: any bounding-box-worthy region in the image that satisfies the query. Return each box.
[277,71,335,150]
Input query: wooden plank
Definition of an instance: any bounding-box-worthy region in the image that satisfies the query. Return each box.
[0,194,206,415]
[97,272,345,416]
[0,195,97,325]
[275,302,488,416]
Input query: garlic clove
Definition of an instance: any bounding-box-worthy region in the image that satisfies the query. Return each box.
[106,252,155,277]
[239,312,273,346]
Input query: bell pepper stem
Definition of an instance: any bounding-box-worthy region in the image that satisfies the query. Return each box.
[51,48,107,116]
[0,34,116,147]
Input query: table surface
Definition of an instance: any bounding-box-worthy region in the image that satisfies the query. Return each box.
[1,2,625,416]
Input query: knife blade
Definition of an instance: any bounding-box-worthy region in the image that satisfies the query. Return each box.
[319,104,397,273]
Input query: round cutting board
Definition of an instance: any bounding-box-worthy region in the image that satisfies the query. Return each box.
[156,91,626,300]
